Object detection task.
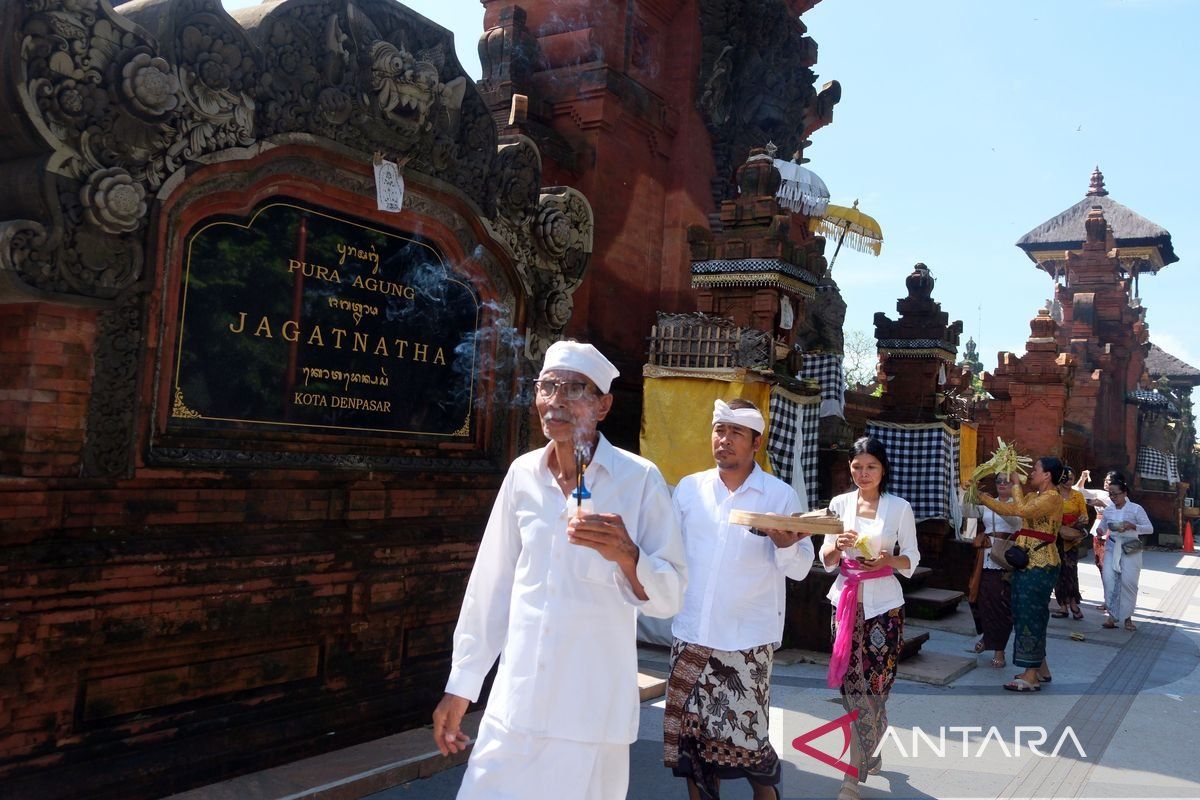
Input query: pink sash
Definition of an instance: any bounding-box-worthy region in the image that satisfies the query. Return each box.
[827,560,895,689]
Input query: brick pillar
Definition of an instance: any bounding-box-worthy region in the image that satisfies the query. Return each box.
[981,309,1074,459]
[0,303,97,477]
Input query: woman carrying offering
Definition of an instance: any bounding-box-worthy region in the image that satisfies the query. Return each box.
[974,457,1063,692]
[821,437,920,800]
[1052,466,1089,620]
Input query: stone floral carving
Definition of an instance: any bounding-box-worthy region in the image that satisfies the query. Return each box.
[534,205,571,258]
[520,186,593,360]
[81,168,148,234]
[121,53,182,119]
[2,0,590,379]
[539,289,573,329]
[495,138,540,225]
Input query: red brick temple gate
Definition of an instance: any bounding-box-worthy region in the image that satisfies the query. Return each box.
[474,0,840,447]
[0,1,592,797]
[978,169,1194,536]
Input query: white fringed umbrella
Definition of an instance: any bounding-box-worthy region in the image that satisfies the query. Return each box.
[772,159,830,217]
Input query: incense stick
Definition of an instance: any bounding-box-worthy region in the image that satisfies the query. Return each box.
[574,445,585,511]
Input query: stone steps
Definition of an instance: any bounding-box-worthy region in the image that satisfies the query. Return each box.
[897,564,933,589]
[899,630,930,660]
[904,586,966,619]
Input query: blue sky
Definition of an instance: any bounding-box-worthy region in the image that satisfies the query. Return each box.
[222,0,1196,401]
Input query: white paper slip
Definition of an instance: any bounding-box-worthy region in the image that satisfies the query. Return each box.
[373,158,404,212]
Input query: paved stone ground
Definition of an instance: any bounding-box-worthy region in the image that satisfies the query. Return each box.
[370,549,1200,799]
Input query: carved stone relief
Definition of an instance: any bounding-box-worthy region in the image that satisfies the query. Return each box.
[1,0,593,468]
[487,136,592,362]
[82,287,144,477]
[696,0,839,207]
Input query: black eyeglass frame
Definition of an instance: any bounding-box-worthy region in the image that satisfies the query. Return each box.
[532,379,597,401]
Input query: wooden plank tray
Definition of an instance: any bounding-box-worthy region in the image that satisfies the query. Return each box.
[728,509,844,535]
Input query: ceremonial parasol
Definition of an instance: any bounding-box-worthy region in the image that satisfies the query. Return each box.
[773,160,830,217]
[810,199,883,270]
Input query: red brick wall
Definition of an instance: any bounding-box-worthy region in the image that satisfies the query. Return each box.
[0,474,496,798]
[0,304,97,478]
[0,149,526,799]
[482,0,717,449]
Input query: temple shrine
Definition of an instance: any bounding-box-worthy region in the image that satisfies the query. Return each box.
[976,168,1196,539]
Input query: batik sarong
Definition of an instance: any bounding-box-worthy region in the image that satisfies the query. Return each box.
[976,570,1012,650]
[1011,564,1059,668]
[1053,542,1081,607]
[663,639,779,799]
[829,605,903,780]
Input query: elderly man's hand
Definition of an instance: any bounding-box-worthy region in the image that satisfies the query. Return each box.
[567,512,639,568]
[431,693,471,756]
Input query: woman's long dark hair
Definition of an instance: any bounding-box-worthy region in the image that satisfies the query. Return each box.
[1058,464,1075,487]
[1038,456,1065,486]
[849,436,891,495]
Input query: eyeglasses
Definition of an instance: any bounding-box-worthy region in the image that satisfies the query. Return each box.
[533,379,594,401]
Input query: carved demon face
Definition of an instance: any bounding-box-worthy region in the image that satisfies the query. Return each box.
[370,41,439,133]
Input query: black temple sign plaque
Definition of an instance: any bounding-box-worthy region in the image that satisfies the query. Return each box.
[171,199,479,438]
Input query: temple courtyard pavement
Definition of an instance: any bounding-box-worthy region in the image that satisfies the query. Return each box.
[171,548,1200,800]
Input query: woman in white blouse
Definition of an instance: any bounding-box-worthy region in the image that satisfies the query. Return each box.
[969,476,1019,668]
[820,437,921,800]
[1096,478,1153,631]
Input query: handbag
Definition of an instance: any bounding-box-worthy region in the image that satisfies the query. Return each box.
[990,533,1028,570]
[1121,539,1143,556]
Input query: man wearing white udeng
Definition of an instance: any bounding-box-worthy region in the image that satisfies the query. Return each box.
[664,399,814,800]
[431,340,687,799]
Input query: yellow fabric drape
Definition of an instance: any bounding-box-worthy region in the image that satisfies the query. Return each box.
[959,422,978,486]
[640,376,773,486]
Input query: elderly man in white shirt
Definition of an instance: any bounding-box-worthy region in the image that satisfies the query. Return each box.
[664,398,814,800]
[431,341,687,800]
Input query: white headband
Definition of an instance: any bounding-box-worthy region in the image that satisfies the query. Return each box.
[712,399,765,434]
[539,340,620,394]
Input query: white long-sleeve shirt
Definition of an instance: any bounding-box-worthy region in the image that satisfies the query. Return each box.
[824,490,920,619]
[445,434,686,744]
[671,464,814,651]
[1095,499,1153,573]
[981,508,1021,570]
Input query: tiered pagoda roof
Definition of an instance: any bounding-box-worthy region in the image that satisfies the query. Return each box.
[1146,343,1200,386]
[1016,167,1177,275]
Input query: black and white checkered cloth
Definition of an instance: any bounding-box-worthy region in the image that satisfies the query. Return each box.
[866,422,957,520]
[798,353,845,417]
[1137,446,1180,485]
[768,392,798,483]
[768,391,820,510]
[797,400,819,506]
